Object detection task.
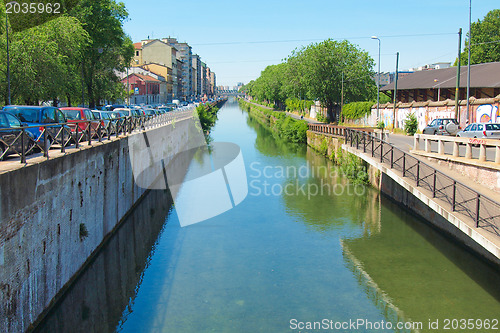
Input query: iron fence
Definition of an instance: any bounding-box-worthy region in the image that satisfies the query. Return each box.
[308,124,500,236]
[0,109,194,163]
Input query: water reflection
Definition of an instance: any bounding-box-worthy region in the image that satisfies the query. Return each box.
[343,197,500,331]
[33,189,174,333]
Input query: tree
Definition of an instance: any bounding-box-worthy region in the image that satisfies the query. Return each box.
[69,0,134,107]
[289,39,376,122]
[0,15,89,105]
[460,9,500,65]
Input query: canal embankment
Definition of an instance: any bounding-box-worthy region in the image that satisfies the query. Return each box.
[307,127,500,267]
[0,115,196,333]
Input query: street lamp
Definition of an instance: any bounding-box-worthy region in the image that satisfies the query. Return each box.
[6,1,18,105]
[433,79,441,101]
[371,36,381,122]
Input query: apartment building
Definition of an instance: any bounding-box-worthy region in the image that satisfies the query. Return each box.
[164,38,193,100]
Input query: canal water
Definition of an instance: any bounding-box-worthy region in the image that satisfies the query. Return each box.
[35,99,500,332]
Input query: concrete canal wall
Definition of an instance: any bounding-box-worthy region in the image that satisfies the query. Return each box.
[307,131,500,267]
[0,118,194,332]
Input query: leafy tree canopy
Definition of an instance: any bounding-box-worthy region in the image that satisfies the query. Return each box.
[460,9,500,65]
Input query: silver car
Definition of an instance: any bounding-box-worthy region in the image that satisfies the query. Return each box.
[456,123,500,139]
[422,118,460,136]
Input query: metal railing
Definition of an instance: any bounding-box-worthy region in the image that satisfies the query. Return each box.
[0,109,194,163]
[308,124,500,236]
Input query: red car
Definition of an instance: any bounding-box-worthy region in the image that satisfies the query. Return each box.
[60,107,101,140]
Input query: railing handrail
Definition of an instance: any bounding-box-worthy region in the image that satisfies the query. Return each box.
[0,109,195,163]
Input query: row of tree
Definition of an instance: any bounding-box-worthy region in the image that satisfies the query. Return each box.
[243,39,377,122]
[0,0,134,107]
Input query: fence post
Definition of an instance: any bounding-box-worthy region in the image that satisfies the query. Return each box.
[475,194,480,227]
[44,128,48,158]
[61,124,65,153]
[390,148,394,168]
[371,136,374,157]
[363,132,366,153]
[21,127,26,164]
[402,154,406,177]
[452,180,456,211]
[75,125,79,148]
[380,141,383,163]
[416,160,420,186]
[432,170,437,198]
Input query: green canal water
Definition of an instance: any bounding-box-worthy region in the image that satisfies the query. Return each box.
[36,99,500,333]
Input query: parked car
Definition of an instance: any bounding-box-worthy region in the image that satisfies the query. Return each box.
[0,112,35,160]
[92,110,117,134]
[456,123,500,138]
[114,108,135,117]
[142,108,156,116]
[103,104,126,111]
[60,107,101,140]
[422,118,460,136]
[2,106,70,147]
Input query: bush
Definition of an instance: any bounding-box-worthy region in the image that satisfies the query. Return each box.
[285,98,314,112]
[404,113,418,136]
[376,121,385,129]
[316,113,327,123]
[342,101,374,120]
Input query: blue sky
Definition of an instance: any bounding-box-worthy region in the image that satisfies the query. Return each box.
[121,0,499,87]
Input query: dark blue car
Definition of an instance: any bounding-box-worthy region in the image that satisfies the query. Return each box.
[0,112,35,160]
[1,106,70,147]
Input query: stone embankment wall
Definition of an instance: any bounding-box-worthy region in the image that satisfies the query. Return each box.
[0,118,193,333]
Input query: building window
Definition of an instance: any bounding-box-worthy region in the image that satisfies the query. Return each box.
[136,51,139,56]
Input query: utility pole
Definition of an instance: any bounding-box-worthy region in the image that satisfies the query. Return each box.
[392,52,399,130]
[341,71,344,123]
[455,28,462,121]
[6,14,11,105]
[466,0,472,124]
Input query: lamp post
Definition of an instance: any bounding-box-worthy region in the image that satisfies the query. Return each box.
[433,79,441,101]
[6,1,18,105]
[371,36,381,121]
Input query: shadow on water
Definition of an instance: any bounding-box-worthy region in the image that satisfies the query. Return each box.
[343,196,500,331]
[32,189,174,333]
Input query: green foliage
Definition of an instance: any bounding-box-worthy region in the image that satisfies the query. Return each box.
[376,121,385,129]
[194,104,219,132]
[459,9,500,65]
[311,137,368,184]
[240,100,307,143]
[0,15,90,105]
[285,97,314,113]
[243,39,376,121]
[0,0,133,106]
[341,101,374,120]
[274,116,308,143]
[69,0,134,107]
[316,113,327,123]
[404,113,418,136]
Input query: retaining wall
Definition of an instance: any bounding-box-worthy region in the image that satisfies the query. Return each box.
[0,118,193,332]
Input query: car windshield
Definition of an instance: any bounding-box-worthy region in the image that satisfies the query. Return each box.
[486,124,500,130]
[6,108,39,123]
[62,110,81,120]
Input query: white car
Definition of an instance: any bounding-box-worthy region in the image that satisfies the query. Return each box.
[456,123,500,139]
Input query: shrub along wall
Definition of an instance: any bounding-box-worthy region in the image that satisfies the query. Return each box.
[239,99,308,143]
